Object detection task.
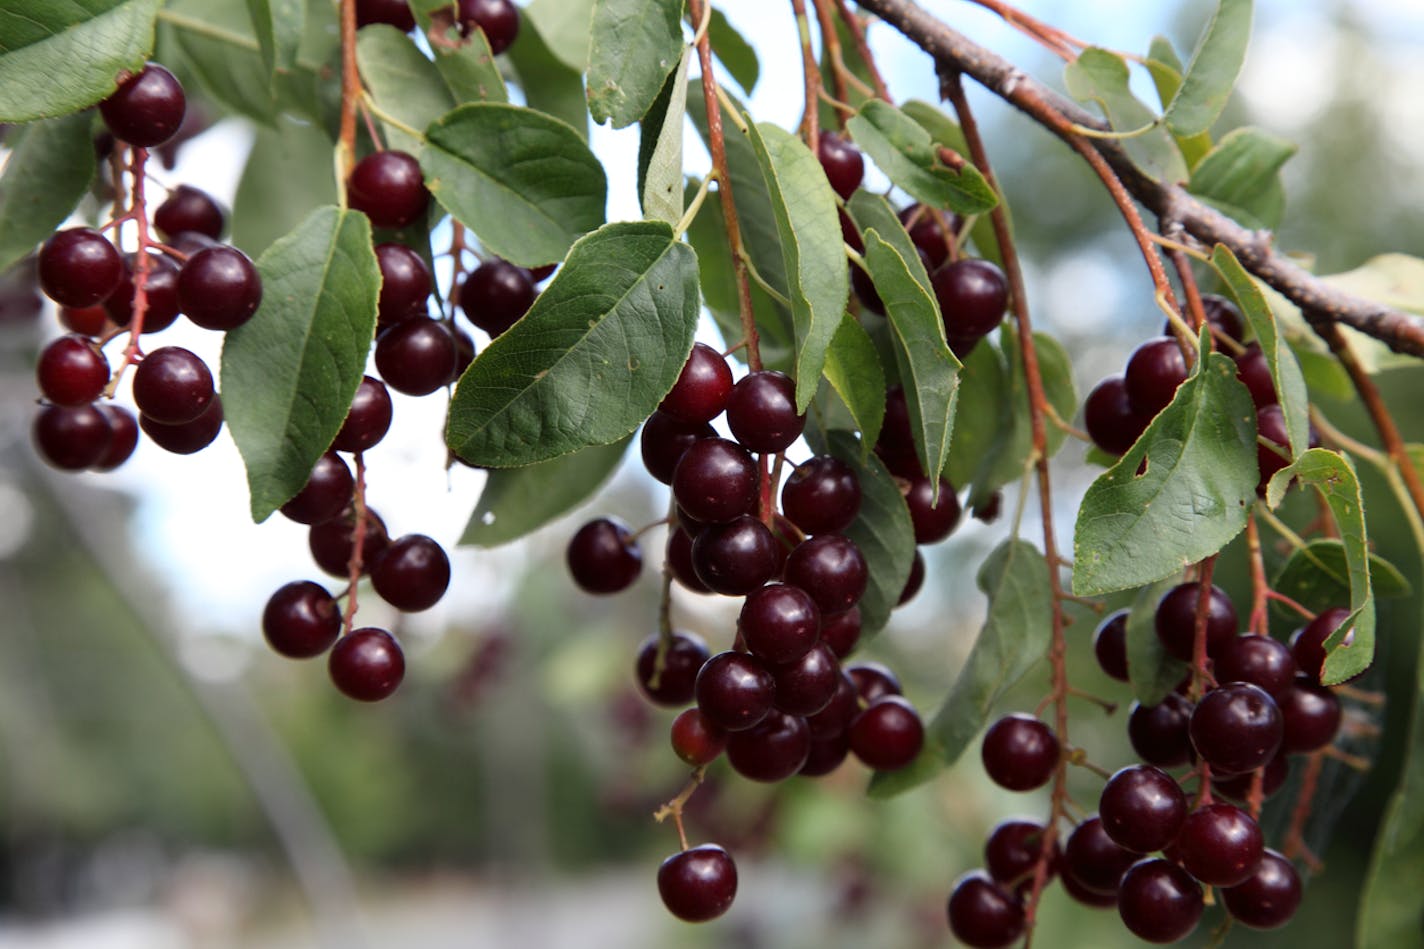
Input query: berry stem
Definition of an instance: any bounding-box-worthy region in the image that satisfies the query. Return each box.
[964,0,1083,59]
[1282,751,1326,871]
[808,0,853,125]
[105,146,156,397]
[790,0,822,147]
[337,0,361,188]
[830,0,889,100]
[1189,554,1219,699]
[652,766,707,852]
[342,452,369,635]
[1245,514,1271,636]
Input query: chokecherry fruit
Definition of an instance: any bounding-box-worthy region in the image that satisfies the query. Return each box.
[100,63,186,147]
[946,872,1025,949]
[726,370,805,453]
[1235,343,1278,408]
[1083,375,1151,456]
[1117,859,1203,944]
[104,252,182,332]
[847,661,902,702]
[91,404,139,470]
[695,651,775,732]
[178,245,262,330]
[1289,606,1353,685]
[657,844,737,923]
[641,411,714,485]
[819,606,862,658]
[371,533,450,611]
[739,583,820,664]
[281,451,355,525]
[566,517,642,594]
[981,714,1058,792]
[132,346,214,425]
[1127,694,1195,768]
[1189,681,1284,775]
[328,627,405,701]
[634,631,709,707]
[139,396,224,454]
[1220,849,1301,930]
[1277,678,1342,753]
[933,258,1008,341]
[672,437,758,524]
[38,228,123,308]
[726,709,811,782]
[848,694,923,771]
[37,335,109,406]
[153,185,225,241]
[457,0,520,55]
[346,151,429,228]
[1175,803,1264,887]
[781,455,861,535]
[1213,752,1290,804]
[459,258,536,336]
[904,476,961,544]
[33,404,111,470]
[375,243,433,326]
[262,581,341,659]
[374,317,458,396]
[1124,337,1188,417]
[308,507,390,577]
[660,342,733,423]
[1063,816,1136,896]
[691,515,780,595]
[783,534,868,615]
[666,527,711,594]
[1098,765,1187,854]
[770,642,839,717]
[816,131,864,199]
[333,376,393,452]
[1092,609,1130,682]
[670,708,727,766]
[1153,581,1238,662]
[898,550,925,605]
[356,0,417,31]
[1214,634,1297,698]
[900,203,956,271]
[985,820,1058,891]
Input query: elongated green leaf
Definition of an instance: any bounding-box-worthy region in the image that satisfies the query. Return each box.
[1126,578,1188,706]
[822,317,886,455]
[845,190,934,294]
[945,339,1007,487]
[0,0,161,122]
[1064,48,1187,183]
[1073,352,1257,595]
[708,7,758,94]
[0,112,95,273]
[523,0,595,73]
[447,221,699,467]
[416,8,509,106]
[421,103,607,267]
[825,430,915,638]
[869,539,1052,798]
[1266,449,1375,683]
[506,12,587,139]
[460,437,632,547]
[1144,35,1211,169]
[222,207,380,523]
[1190,128,1295,229]
[1211,245,1310,457]
[847,100,997,215]
[863,230,960,485]
[639,48,690,225]
[357,26,454,154]
[1165,0,1253,137]
[588,0,684,128]
[744,120,849,411]
[231,115,336,258]
[245,0,303,83]
[1272,540,1408,622]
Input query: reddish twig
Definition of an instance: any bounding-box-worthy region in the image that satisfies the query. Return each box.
[337,0,361,180]
[342,453,368,635]
[809,0,851,124]
[790,0,823,146]
[831,0,890,100]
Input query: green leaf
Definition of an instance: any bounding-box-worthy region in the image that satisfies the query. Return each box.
[506,11,588,139]
[1189,128,1295,229]
[863,230,960,485]
[639,47,691,226]
[0,112,96,273]
[1073,352,1258,596]
[846,100,997,215]
[460,437,632,547]
[0,0,162,122]
[707,7,758,94]
[1125,578,1189,706]
[231,115,336,258]
[421,103,607,268]
[522,0,595,73]
[743,119,849,411]
[415,9,509,107]
[898,100,1008,266]
[221,207,380,523]
[869,539,1052,798]
[357,26,454,154]
[587,0,685,128]
[844,190,935,294]
[821,317,886,455]
[1265,449,1376,684]
[1165,0,1253,138]
[1144,35,1211,169]
[1064,48,1187,183]
[1272,540,1409,623]
[825,430,914,638]
[447,221,699,467]
[244,0,303,83]
[945,339,1008,488]
[1211,245,1309,456]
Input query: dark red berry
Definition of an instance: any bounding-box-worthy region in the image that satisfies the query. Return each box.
[1064,816,1136,896]
[691,515,779,595]
[356,0,416,31]
[459,258,536,336]
[782,455,861,535]
[981,714,1058,791]
[566,517,642,594]
[153,185,225,241]
[660,342,733,423]
[1235,343,1278,409]
[805,671,858,739]
[946,872,1024,949]
[333,376,393,452]
[262,581,341,658]
[1289,607,1353,685]
[1127,693,1195,768]
[100,63,186,147]
[328,627,404,701]
[139,396,223,454]
[1098,765,1187,854]
[1117,859,1203,944]
[1221,850,1301,930]
[726,370,804,453]
[847,661,902,702]
[657,845,736,923]
[1084,374,1151,456]
[1154,581,1238,663]
[91,404,139,470]
[771,642,839,717]
[371,533,450,611]
[849,694,923,771]
[783,534,867,615]
[635,631,709,707]
[904,476,961,543]
[375,243,432,326]
[798,733,850,776]
[666,527,711,594]
[1175,803,1263,887]
[1189,682,1284,775]
[178,245,262,330]
[641,411,714,485]
[37,335,109,406]
[59,305,109,336]
[873,385,921,478]
[308,508,390,578]
[671,708,727,766]
[695,651,775,731]
[817,130,864,200]
[1125,337,1188,417]
[451,326,475,379]
[898,550,925,605]
[33,404,111,470]
[1256,403,1293,492]
[726,709,811,782]
[347,151,429,228]
[933,258,1007,341]
[739,584,820,664]
[820,606,862,658]
[985,819,1058,890]
[457,0,520,54]
[281,451,355,525]
[38,228,123,307]
[1092,609,1130,681]
[105,253,182,332]
[1061,870,1119,908]
[375,318,457,396]
[900,204,956,271]
[1277,678,1342,753]
[672,437,758,524]
[1169,293,1245,343]
[1214,634,1297,698]
[132,346,214,424]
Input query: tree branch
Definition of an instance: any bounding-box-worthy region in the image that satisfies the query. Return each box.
[856,0,1424,358]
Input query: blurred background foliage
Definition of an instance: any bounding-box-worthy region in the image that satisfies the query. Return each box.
[1,0,1422,946]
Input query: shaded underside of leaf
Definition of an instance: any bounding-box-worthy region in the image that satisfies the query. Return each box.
[0,111,96,273]
[1165,0,1253,137]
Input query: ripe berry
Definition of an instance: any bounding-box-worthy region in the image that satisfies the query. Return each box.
[946,872,1024,949]
[898,550,925,605]
[799,733,850,776]
[281,452,355,525]
[1083,375,1151,456]
[672,437,757,523]
[457,0,520,53]
[771,642,839,716]
[566,517,642,594]
[1092,609,1130,681]
[333,376,393,452]
[375,318,457,396]
[1154,581,1238,662]
[641,411,714,485]
[933,258,1008,341]
[781,455,861,535]
[904,476,961,543]
[371,533,450,611]
[657,845,736,923]
[132,346,214,425]
[1289,607,1353,685]
[356,0,416,31]
[1214,634,1297,698]
[1117,859,1203,944]
[1277,678,1342,753]
[873,385,921,478]
[1099,765,1187,854]
[459,258,536,336]
[1221,850,1301,930]
[153,185,225,241]
[671,708,727,766]
[308,508,390,578]
[783,534,868,615]
[91,404,139,470]
[375,243,433,326]
[695,651,775,731]
[1063,816,1136,896]
[328,627,404,701]
[139,396,224,454]
[100,63,186,147]
[726,709,811,781]
[847,661,902,702]
[105,253,182,332]
[1175,803,1264,887]
[726,370,804,453]
[1189,682,1284,775]
[691,515,779,595]
[805,671,858,739]
[666,527,710,593]
[1127,694,1195,768]
[739,584,820,664]
[59,305,109,336]
[981,714,1058,791]
[178,245,263,330]
[819,606,862,658]
[262,581,341,658]
[635,631,709,706]
[985,819,1058,891]
[1124,337,1188,416]
[816,130,864,200]
[451,326,475,379]
[849,694,923,770]
[38,228,123,307]
[347,151,429,228]
[660,342,733,423]
[33,404,111,470]
[1235,343,1278,408]
[37,335,109,406]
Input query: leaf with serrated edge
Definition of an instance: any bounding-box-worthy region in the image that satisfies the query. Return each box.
[869,539,1052,798]
[897,100,1008,267]
[640,47,690,225]
[1266,448,1375,683]
[1189,129,1295,229]
[945,339,1007,487]
[1064,48,1187,183]
[708,7,758,93]
[1211,244,1309,456]
[1126,577,1188,706]
[588,0,685,128]
[461,437,632,547]
[845,191,935,297]
[446,221,699,467]
[0,0,162,122]
[1272,540,1408,622]
[846,100,997,215]
[414,7,509,107]
[1144,35,1211,169]
[222,206,380,523]
[357,26,454,154]
[0,112,95,273]
[743,120,849,412]
[822,317,886,456]
[825,431,914,638]
[1165,0,1253,137]
[422,103,607,268]
[1073,351,1257,596]
[863,229,960,487]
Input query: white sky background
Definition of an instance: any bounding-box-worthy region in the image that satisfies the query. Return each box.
[10,0,1424,662]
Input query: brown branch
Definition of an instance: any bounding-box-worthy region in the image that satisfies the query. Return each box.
[809,0,851,123]
[338,0,360,178]
[855,0,1424,358]
[790,0,823,145]
[832,0,890,100]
